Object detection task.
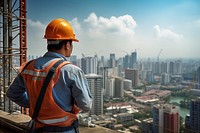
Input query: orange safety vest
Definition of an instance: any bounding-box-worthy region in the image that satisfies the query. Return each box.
[20,59,79,129]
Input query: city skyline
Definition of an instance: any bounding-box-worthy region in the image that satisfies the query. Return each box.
[26,0,200,59]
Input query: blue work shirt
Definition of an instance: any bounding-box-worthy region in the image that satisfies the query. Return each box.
[6,52,92,132]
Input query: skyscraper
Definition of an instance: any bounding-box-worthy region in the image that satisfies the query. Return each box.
[122,51,137,69]
[123,54,129,69]
[129,51,137,69]
[125,68,139,88]
[168,60,182,75]
[197,66,200,89]
[105,77,115,98]
[113,77,124,98]
[86,74,103,115]
[161,62,169,74]
[169,61,174,75]
[109,53,116,68]
[189,98,200,132]
[146,71,154,83]
[152,104,180,133]
[154,62,161,75]
[161,73,170,85]
[81,56,98,74]
[174,60,182,75]
[81,57,87,74]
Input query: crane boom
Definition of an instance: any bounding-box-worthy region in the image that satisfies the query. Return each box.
[157,49,163,62]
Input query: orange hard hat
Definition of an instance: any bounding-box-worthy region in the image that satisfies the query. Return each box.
[44,18,79,42]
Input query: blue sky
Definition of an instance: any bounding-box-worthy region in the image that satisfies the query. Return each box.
[26,0,200,59]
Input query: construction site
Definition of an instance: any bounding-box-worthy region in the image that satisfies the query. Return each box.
[0,0,27,113]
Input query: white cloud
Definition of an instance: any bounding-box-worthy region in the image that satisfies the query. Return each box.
[154,25,183,41]
[27,14,198,59]
[194,19,200,28]
[27,19,46,29]
[27,19,46,39]
[84,12,137,38]
[69,13,138,57]
[27,19,46,56]
[70,17,81,31]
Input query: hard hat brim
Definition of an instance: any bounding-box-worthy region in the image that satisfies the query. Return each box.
[73,39,79,42]
[44,37,79,43]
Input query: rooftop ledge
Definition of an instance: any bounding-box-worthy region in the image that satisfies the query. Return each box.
[0,110,117,133]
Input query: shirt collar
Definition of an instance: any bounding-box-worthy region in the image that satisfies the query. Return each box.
[43,52,68,61]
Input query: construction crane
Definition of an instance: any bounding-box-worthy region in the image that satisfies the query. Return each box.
[82,53,85,58]
[157,49,163,63]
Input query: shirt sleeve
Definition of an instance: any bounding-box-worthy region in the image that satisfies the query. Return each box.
[6,74,30,108]
[65,66,92,112]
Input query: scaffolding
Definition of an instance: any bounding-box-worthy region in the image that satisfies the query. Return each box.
[0,0,27,113]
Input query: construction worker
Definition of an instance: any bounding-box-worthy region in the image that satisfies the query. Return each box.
[6,18,92,133]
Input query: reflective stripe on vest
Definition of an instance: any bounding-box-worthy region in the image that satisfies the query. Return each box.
[38,116,68,124]
[22,69,47,77]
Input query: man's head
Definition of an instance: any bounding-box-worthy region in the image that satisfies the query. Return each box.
[44,18,78,57]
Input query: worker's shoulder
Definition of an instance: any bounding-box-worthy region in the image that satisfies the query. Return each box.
[61,62,83,73]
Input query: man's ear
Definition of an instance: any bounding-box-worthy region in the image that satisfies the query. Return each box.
[65,42,70,50]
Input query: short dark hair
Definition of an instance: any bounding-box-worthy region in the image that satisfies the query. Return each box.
[47,40,72,51]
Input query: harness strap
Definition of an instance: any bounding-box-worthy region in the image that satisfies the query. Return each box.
[21,59,34,73]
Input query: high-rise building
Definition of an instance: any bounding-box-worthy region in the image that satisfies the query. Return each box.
[185,115,190,133]
[105,77,115,98]
[147,58,153,71]
[154,62,161,75]
[86,74,103,115]
[122,52,137,69]
[129,51,137,69]
[168,60,182,75]
[140,70,147,80]
[99,56,106,68]
[109,53,116,68]
[98,67,109,91]
[81,56,98,74]
[146,71,154,83]
[161,73,170,85]
[169,61,174,75]
[174,60,182,75]
[117,64,123,77]
[161,62,169,74]
[152,104,180,133]
[123,54,129,69]
[189,98,200,132]
[81,57,87,74]
[197,66,200,89]
[125,69,139,88]
[117,57,123,77]
[113,77,124,98]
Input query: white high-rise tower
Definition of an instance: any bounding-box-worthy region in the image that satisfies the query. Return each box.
[86,74,103,115]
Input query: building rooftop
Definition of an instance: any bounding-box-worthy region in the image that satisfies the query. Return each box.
[0,110,117,133]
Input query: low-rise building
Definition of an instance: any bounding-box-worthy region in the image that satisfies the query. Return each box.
[115,113,134,126]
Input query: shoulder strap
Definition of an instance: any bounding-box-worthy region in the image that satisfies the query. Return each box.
[21,60,34,73]
[32,59,66,119]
